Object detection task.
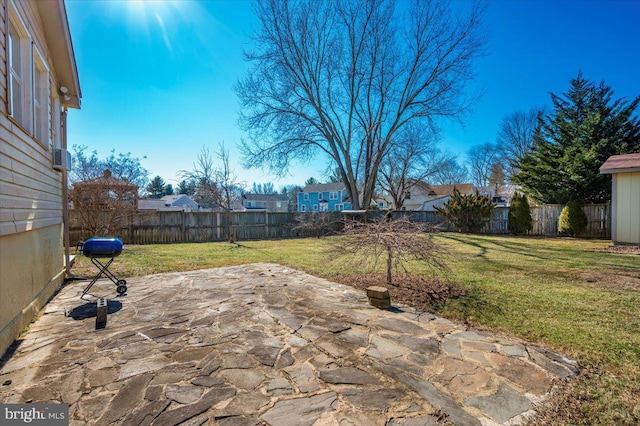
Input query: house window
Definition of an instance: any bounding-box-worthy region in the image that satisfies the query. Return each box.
[312,204,319,211]
[33,47,50,145]
[246,201,255,208]
[303,193,309,201]
[318,193,323,200]
[8,10,32,130]
[378,201,385,208]
[335,204,343,211]
[329,191,338,200]
[405,192,411,200]
[300,205,307,212]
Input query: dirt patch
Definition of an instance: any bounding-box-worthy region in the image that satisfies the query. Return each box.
[573,269,640,292]
[594,245,640,255]
[324,272,466,310]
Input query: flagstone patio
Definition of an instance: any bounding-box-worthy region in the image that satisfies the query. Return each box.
[0,263,579,425]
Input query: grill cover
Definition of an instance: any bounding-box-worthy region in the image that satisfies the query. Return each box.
[82,238,123,258]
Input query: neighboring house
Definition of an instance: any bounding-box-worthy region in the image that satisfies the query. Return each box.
[241,193,289,212]
[418,183,475,211]
[298,183,352,212]
[386,180,474,211]
[372,196,391,210]
[138,194,199,212]
[600,153,640,245]
[0,0,81,355]
[475,185,517,207]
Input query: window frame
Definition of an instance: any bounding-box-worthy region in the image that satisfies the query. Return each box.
[32,45,50,146]
[51,92,61,150]
[7,5,33,132]
[329,191,338,200]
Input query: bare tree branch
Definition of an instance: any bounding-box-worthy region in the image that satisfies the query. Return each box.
[236,0,486,209]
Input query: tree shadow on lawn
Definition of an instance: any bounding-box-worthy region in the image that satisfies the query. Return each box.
[440,234,598,265]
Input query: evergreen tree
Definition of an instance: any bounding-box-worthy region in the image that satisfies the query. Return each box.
[513,73,640,204]
[434,189,494,233]
[177,179,196,196]
[164,184,174,196]
[147,176,166,199]
[558,200,588,237]
[508,193,533,235]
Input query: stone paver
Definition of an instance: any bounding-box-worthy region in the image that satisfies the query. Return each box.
[0,263,579,425]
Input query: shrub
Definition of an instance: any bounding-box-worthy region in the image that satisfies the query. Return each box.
[434,189,493,233]
[508,193,533,234]
[558,200,588,237]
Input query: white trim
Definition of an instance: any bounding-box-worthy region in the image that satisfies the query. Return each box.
[33,45,50,147]
[329,191,338,200]
[7,4,33,131]
[303,193,309,201]
[51,93,62,150]
[300,205,307,212]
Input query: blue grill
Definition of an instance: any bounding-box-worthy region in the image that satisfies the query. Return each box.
[81,238,127,298]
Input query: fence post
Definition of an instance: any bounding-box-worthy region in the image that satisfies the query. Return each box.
[182,211,187,242]
[216,212,221,241]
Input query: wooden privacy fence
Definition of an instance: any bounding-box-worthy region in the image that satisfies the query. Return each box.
[70,204,611,245]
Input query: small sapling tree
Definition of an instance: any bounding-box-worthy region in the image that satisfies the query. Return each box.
[331,216,447,287]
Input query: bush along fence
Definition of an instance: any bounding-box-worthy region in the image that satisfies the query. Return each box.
[69,203,611,245]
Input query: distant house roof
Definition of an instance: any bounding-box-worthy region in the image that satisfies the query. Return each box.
[600,153,640,174]
[161,194,198,208]
[139,194,198,211]
[139,199,168,211]
[243,193,288,202]
[411,181,474,196]
[302,183,347,192]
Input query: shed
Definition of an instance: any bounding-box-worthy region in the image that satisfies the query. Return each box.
[600,153,640,245]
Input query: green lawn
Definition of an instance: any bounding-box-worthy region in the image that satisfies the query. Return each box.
[71,234,640,425]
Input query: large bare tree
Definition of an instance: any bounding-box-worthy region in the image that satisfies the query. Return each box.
[236,0,486,209]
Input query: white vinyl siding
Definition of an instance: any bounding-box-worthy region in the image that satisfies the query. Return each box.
[0,0,64,237]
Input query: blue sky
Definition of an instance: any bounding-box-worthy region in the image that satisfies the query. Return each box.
[65,0,640,189]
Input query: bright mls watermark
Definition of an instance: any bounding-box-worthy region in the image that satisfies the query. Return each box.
[1,404,68,425]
